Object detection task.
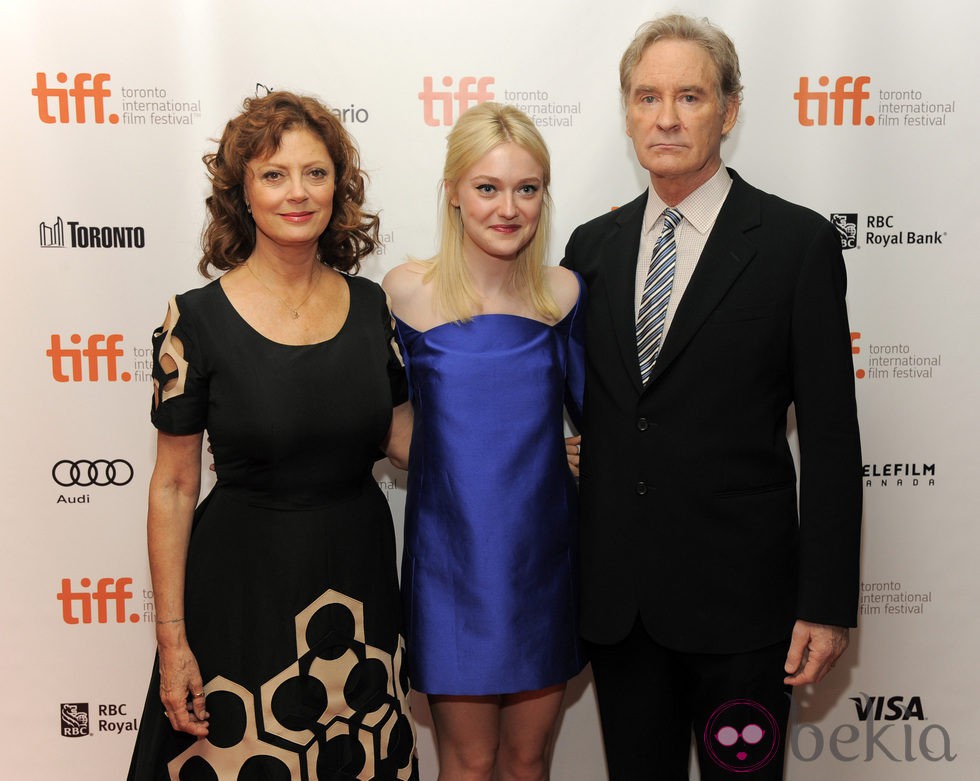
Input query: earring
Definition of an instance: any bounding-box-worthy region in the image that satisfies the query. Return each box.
[245,202,252,214]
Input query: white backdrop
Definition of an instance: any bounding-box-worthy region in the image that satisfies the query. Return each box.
[2,0,977,778]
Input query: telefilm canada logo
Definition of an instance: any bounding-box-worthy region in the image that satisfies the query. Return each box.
[863,461,935,489]
[829,214,946,251]
[39,216,146,249]
[791,694,956,764]
[32,71,201,126]
[795,75,956,128]
[60,702,137,737]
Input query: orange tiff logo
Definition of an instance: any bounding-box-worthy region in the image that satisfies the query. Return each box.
[57,577,138,624]
[794,76,873,127]
[33,72,119,124]
[418,76,495,126]
[47,334,131,382]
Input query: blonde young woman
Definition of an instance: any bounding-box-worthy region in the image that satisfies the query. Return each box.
[383,102,586,781]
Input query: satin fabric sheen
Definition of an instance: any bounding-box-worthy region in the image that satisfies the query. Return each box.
[394,284,587,695]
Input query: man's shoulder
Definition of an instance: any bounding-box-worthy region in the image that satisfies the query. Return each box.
[569,191,647,239]
[727,169,831,232]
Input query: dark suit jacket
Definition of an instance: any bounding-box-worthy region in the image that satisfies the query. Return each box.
[562,169,862,654]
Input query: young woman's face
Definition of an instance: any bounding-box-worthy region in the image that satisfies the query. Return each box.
[450,142,545,264]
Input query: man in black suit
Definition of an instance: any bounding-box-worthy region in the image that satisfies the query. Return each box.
[561,14,862,780]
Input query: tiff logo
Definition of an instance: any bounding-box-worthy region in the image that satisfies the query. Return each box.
[33,72,119,124]
[40,217,65,247]
[418,76,494,126]
[47,334,131,382]
[795,76,873,126]
[57,577,139,624]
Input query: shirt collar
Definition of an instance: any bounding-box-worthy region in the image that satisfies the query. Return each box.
[642,164,733,236]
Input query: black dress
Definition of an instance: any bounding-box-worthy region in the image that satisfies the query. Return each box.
[128,274,418,781]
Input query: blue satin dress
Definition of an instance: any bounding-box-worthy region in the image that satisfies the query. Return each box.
[393,277,587,695]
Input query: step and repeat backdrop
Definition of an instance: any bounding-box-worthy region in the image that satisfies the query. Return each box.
[2,0,977,778]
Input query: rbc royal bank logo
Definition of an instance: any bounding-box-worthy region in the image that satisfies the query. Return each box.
[795,75,873,126]
[418,76,495,126]
[61,703,90,737]
[33,72,118,124]
[830,214,858,250]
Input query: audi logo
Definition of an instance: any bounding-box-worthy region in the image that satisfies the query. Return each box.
[52,459,134,487]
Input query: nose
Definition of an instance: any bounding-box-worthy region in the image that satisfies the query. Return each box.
[286,174,309,202]
[498,192,518,218]
[657,99,680,130]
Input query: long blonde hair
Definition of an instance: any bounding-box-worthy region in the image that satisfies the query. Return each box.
[422,102,559,323]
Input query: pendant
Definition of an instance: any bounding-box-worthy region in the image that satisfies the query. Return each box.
[290,309,300,319]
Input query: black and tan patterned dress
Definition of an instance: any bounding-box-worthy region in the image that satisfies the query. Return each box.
[128,274,418,781]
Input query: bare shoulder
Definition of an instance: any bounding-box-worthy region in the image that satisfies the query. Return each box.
[381,261,427,304]
[545,265,582,318]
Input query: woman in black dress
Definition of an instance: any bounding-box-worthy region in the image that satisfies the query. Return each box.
[128,91,417,781]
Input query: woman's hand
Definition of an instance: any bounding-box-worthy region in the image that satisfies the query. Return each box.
[158,639,209,736]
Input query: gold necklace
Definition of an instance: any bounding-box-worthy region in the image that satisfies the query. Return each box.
[246,261,322,319]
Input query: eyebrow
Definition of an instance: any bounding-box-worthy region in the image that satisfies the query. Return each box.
[468,174,543,184]
[632,83,709,96]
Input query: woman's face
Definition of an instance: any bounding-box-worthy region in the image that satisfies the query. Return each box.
[450,141,545,265]
[244,128,335,253]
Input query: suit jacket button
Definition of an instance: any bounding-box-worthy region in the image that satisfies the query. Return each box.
[635,481,647,495]
[637,417,649,431]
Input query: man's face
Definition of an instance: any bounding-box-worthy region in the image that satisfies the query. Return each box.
[625,38,738,200]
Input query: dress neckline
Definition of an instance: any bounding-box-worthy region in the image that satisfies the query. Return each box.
[392,311,576,337]
[215,273,353,347]
[393,272,583,336]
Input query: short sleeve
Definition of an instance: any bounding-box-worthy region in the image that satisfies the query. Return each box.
[383,300,409,407]
[150,293,208,434]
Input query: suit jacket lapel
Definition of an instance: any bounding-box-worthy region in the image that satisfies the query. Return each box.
[645,171,761,386]
[599,193,648,395]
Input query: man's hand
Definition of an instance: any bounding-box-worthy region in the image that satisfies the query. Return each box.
[783,620,849,686]
[565,435,581,477]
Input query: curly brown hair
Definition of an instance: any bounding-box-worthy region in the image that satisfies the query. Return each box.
[199,91,380,277]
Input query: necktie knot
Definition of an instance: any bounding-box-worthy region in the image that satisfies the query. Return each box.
[662,207,682,233]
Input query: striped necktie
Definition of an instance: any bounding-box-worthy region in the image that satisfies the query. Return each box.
[636,207,682,384]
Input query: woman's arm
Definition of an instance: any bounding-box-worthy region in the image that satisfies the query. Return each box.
[147,429,209,736]
[382,401,414,470]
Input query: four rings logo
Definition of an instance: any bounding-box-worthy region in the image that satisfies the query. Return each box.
[53,459,133,487]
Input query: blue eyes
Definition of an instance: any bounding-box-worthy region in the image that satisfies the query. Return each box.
[474,184,539,195]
